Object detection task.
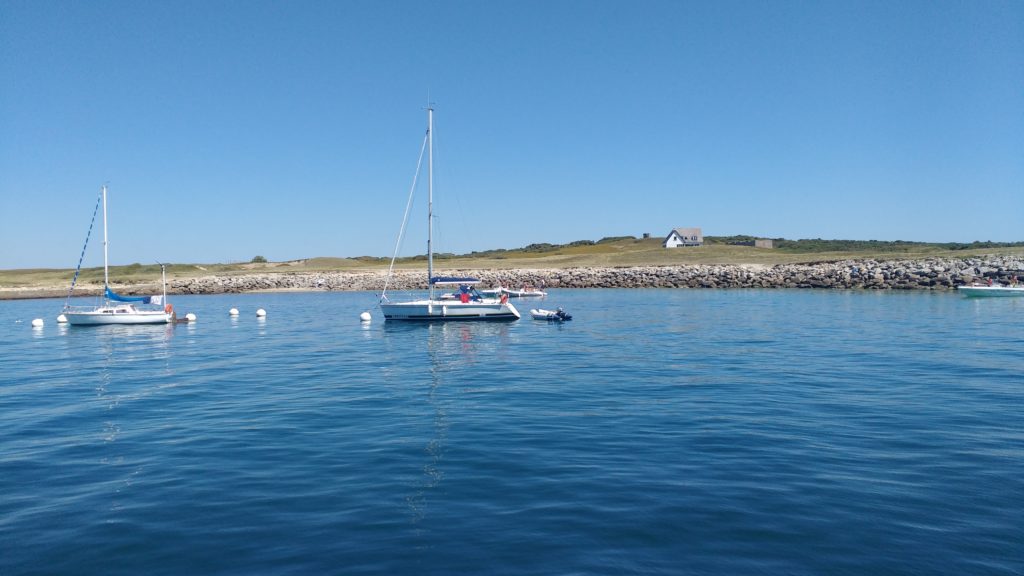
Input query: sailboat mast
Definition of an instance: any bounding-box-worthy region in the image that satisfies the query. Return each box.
[101,185,109,292]
[426,106,434,301]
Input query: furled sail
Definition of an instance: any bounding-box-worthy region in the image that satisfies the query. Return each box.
[105,286,160,304]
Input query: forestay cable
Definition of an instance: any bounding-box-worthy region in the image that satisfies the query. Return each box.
[64,189,103,308]
[380,130,429,302]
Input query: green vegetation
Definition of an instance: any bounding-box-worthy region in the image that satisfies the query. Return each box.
[705,236,1024,252]
[407,236,1024,269]
[250,255,268,263]
[597,236,637,244]
[2,236,1022,297]
[768,238,1024,253]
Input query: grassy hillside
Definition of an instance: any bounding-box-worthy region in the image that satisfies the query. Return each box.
[3,237,1023,289]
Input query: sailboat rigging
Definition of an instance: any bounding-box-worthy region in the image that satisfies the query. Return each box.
[379,108,520,321]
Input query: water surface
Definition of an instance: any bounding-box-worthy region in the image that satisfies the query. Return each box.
[2,290,1022,575]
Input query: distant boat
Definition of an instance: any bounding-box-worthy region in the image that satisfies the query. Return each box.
[379,108,520,321]
[501,286,547,298]
[530,308,572,322]
[62,186,173,325]
[957,284,1024,297]
[477,286,547,298]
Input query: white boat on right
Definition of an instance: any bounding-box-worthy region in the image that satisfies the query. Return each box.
[957,284,1024,297]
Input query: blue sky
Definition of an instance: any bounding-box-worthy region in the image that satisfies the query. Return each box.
[1,0,1021,269]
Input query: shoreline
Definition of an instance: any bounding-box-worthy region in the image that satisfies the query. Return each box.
[2,255,1021,301]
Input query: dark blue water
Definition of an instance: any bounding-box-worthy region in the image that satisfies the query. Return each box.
[2,290,1022,575]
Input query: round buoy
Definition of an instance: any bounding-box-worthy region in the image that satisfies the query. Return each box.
[31,318,44,328]
[185,313,197,322]
[256,308,266,317]
[229,308,239,316]
[56,314,68,323]
[360,311,372,322]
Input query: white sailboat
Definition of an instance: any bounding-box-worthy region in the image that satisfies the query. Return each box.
[379,108,520,321]
[63,186,173,325]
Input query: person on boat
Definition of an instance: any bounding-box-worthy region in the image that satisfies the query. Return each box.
[459,284,470,303]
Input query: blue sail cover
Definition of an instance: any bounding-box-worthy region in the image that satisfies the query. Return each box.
[105,286,158,304]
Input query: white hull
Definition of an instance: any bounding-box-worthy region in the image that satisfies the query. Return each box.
[64,305,171,325]
[957,285,1024,298]
[381,299,520,321]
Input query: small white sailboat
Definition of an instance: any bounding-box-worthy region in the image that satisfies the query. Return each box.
[62,186,173,326]
[379,108,520,321]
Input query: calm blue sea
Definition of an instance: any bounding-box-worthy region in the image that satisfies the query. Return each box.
[2,289,1022,575]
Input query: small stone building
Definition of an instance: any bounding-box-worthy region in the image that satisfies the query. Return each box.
[664,227,703,248]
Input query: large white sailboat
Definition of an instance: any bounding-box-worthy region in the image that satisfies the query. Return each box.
[379,108,520,321]
[63,186,173,325]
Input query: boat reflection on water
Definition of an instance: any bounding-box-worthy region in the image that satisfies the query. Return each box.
[405,324,449,529]
[382,320,514,365]
[391,320,515,530]
[63,321,177,349]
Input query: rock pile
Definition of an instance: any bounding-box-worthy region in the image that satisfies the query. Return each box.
[160,255,1023,295]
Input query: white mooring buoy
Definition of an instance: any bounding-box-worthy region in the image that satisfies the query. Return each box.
[31,318,44,328]
[359,311,372,322]
[185,313,197,322]
[56,314,68,323]
[229,308,239,316]
[256,308,267,317]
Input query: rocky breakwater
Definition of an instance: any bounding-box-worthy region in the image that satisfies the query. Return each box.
[535,255,1022,289]
[163,255,1023,295]
[170,271,390,294]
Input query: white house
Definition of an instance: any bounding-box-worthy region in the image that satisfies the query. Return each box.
[664,227,703,248]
